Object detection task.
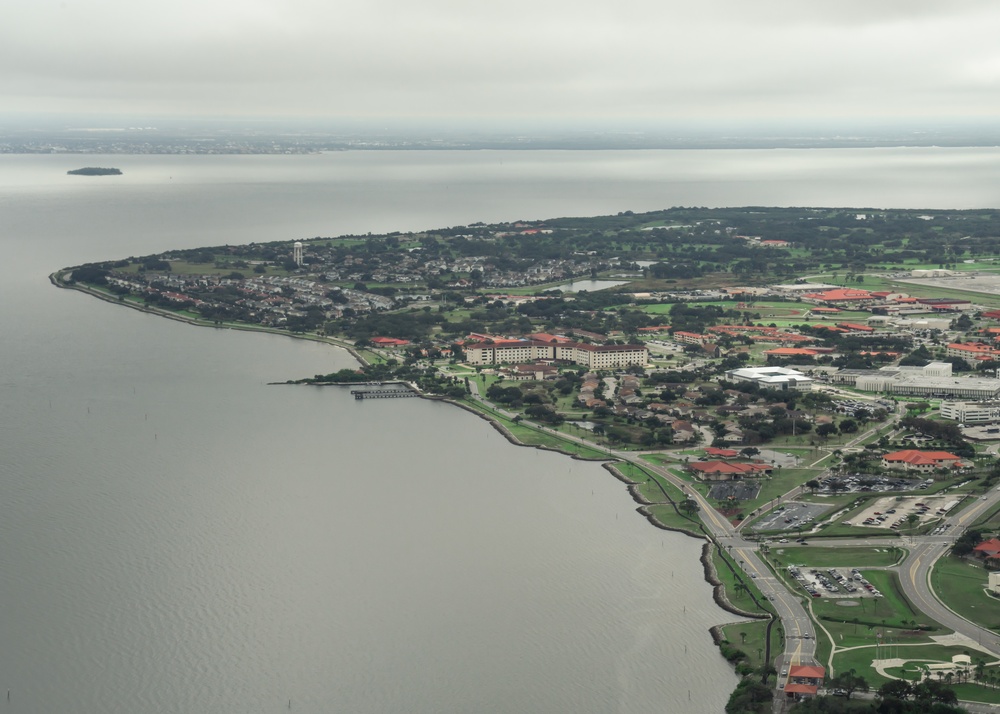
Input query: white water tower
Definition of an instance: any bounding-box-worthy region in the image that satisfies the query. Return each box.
[293,241,303,267]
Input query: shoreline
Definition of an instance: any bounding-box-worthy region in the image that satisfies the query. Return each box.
[55,272,759,693]
[50,271,370,364]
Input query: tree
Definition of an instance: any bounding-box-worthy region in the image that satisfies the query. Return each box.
[679,498,699,517]
[725,678,772,714]
[878,679,912,700]
[828,669,869,699]
[816,423,838,439]
[838,418,859,434]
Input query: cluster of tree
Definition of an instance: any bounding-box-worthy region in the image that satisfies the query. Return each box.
[900,417,968,450]
[69,264,110,285]
[724,676,773,714]
[950,528,984,557]
[345,311,445,341]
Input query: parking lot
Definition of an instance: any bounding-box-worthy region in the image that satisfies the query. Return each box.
[786,565,884,599]
[708,482,762,502]
[755,501,831,533]
[819,474,923,494]
[845,493,961,531]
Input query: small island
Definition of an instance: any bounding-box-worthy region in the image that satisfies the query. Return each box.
[67,167,122,176]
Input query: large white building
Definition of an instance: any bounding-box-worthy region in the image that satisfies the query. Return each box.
[940,401,1000,424]
[724,366,814,391]
[851,361,1000,400]
[465,340,648,370]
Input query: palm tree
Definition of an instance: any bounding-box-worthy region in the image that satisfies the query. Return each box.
[740,631,747,645]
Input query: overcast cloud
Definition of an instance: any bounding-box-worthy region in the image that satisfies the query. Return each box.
[4,0,1000,123]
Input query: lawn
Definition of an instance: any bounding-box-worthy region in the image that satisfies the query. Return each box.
[834,644,978,688]
[972,500,1000,530]
[770,546,905,569]
[713,546,773,618]
[930,556,1000,633]
[718,619,780,673]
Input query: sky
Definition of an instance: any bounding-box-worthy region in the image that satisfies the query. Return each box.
[4,0,1000,127]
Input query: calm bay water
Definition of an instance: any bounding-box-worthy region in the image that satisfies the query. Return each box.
[2,147,999,713]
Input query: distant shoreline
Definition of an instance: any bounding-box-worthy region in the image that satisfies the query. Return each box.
[67,167,122,176]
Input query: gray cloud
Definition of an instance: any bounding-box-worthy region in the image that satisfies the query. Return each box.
[4,0,999,122]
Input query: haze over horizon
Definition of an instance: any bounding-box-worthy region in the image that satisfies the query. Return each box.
[4,0,1000,135]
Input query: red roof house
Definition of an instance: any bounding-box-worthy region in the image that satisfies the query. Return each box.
[704,447,739,459]
[802,288,873,302]
[974,538,1000,559]
[881,450,962,471]
[688,461,772,481]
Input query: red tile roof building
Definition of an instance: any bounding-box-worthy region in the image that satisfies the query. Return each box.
[801,288,874,302]
[765,347,819,357]
[370,337,411,347]
[947,342,1000,364]
[881,450,963,472]
[687,461,773,481]
[673,331,711,345]
[785,665,826,698]
[973,538,1000,559]
[704,447,740,459]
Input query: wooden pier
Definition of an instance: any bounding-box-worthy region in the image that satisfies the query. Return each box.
[350,388,419,400]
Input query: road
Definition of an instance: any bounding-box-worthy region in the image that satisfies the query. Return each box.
[894,493,1000,659]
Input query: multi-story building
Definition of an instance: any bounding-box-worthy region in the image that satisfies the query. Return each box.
[464,340,648,370]
[946,342,1000,366]
[939,401,1000,424]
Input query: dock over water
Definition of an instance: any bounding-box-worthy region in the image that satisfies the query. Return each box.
[351,388,419,400]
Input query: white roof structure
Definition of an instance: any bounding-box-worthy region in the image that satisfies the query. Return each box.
[725,366,814,389]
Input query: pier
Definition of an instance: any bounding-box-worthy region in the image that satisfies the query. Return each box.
[351,388,419,400]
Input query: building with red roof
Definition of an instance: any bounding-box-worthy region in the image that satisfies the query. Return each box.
[784,665,826,699]
[465,340,647,369]
[837,322,874,332]
[704,447,739,459]
[973,538,1000,559]
[881,450,963,472]
[370,336,411,347]
[525,332,573,344]
[802,288,873,303]
[946,342,1000,365]
[673,331,711,345]
[687,461,772,481]
[766,347,819,358]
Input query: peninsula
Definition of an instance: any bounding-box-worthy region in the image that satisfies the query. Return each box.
[67,167,122,176]
[55,205,1000,712]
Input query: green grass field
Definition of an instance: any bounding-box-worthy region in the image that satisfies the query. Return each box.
[718,619,779,673]
[930,556,1000,633]
[770,546,905,569]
